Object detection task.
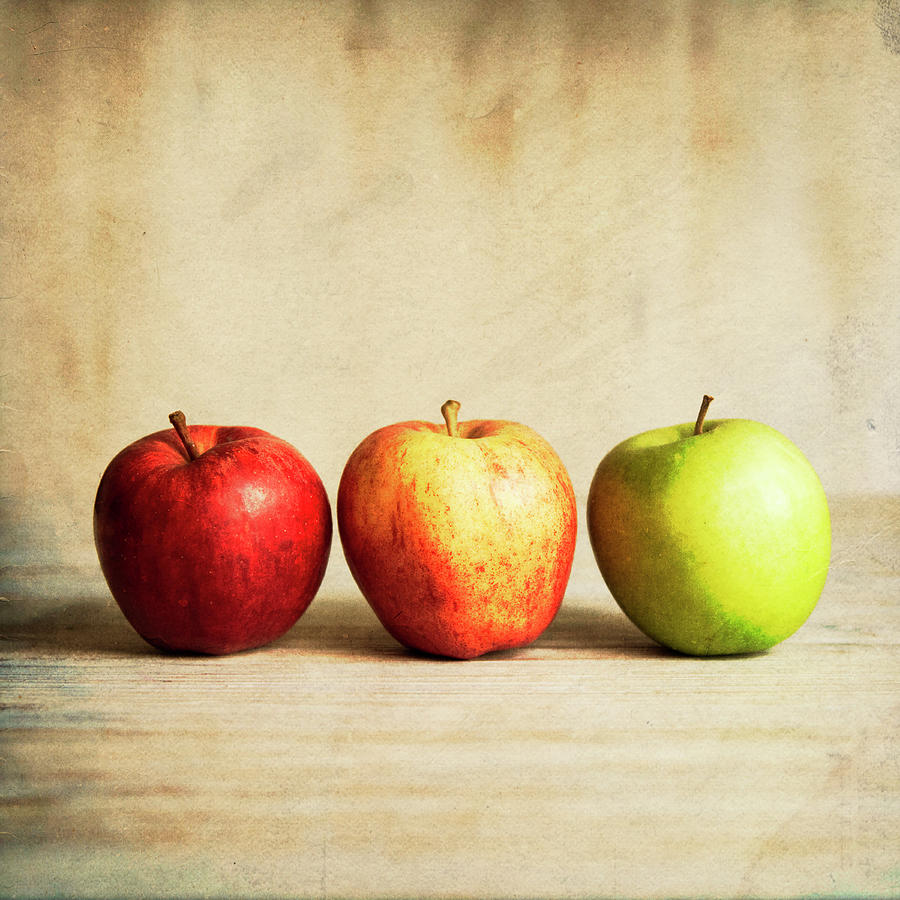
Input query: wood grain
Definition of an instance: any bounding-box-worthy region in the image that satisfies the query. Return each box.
[2,496,898,898]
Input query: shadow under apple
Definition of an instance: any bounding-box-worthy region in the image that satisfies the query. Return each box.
[3,582,757,661]
[1,595,156,656]
[277,590,674,661]
[271,591,407,658]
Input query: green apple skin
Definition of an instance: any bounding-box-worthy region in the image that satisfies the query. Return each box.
[587,418,831,656]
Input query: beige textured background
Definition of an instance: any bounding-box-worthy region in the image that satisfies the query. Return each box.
[2,0,899,590]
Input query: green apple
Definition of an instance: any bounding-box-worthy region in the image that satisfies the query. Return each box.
[587,396,831,656]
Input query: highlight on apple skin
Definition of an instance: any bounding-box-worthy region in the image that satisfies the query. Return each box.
[93,411,333,655]
[337,400,578,660]
[586,395,831,656]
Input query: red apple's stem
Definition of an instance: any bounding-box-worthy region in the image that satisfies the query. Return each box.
[441,400,461,438]
[693,394,714,436]
[169,410,201,461]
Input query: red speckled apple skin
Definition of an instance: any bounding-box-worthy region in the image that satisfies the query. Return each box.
[94,424,332,655]
[337,418,577,659]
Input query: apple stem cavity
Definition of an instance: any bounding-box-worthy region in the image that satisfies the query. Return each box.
[693,394,714,436]
[441,400,461,438]
[169,410,202,461]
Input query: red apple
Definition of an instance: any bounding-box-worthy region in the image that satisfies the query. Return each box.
[337,400,577,659]
[93,411,332,654]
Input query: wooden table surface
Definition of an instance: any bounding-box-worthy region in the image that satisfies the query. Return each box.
[2,496,898,899]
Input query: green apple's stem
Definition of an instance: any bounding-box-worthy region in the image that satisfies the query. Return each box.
[169,410,201,461]
[441,399,461,438]
[693,394,714,436]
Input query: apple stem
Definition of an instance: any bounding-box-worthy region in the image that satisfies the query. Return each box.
[441,400,461,438]
[693,394,714,436]
[169,410,202,461]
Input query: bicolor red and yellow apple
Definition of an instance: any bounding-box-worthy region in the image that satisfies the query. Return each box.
[337,401,577,659]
